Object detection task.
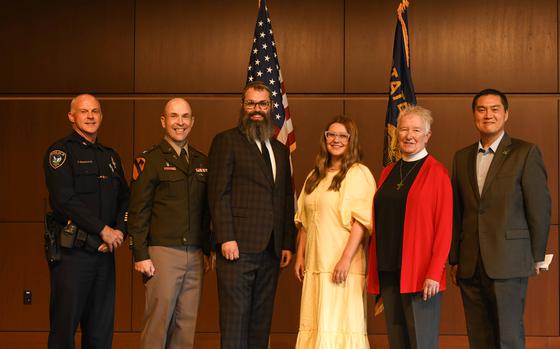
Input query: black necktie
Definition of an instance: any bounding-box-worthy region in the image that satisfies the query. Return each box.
[261,143,273,178]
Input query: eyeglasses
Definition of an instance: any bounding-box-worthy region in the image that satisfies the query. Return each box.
[324,131,350,143]
[243,100,271,109]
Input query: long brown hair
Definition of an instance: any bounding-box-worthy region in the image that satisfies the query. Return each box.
[304,115,362,194]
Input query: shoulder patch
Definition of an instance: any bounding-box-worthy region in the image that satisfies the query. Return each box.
[132,157,146,181]
[49,150,67,169]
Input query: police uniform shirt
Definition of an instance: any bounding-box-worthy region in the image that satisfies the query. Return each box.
[44,131,129,239]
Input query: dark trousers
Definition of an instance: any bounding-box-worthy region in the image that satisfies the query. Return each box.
[458,257,528,349]
[216,248,280,349]
[48,247,116,349]
[379,271,441,349]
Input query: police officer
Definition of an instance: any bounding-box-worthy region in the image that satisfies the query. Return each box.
[44,94,129,349]
[128,98,211,349]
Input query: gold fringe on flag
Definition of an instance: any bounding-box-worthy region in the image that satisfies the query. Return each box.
[397,0,411,67]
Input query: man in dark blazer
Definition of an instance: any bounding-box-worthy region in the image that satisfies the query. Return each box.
[449,89,551,348]
[208,81,296,349]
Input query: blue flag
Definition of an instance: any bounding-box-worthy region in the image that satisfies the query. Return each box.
[383,0,416,166]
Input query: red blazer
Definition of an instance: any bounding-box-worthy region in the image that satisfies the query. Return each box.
[367,155,453,294]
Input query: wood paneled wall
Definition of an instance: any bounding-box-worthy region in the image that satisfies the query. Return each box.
[0,0,558,347]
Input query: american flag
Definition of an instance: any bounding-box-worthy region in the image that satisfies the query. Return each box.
[246,0,295,152]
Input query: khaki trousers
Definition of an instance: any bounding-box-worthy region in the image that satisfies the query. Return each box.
[141,245,204,349]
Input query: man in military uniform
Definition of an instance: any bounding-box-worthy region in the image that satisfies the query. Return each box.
[128,98,211,349]
[44,94,129,349]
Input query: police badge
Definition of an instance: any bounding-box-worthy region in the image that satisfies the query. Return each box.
[49,150,67,169]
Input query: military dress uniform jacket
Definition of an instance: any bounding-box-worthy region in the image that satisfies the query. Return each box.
[44,131,129,246]
[128,139,211,262]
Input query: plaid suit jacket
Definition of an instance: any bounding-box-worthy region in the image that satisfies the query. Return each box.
[208,127,296,256]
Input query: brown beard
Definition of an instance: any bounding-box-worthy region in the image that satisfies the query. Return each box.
[238,108,274,142]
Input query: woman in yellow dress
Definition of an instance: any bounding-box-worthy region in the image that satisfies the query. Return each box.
[294,115,376,348]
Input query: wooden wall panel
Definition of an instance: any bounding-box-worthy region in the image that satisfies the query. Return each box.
[344,99,392,178]
[135,0,344,93]
[440,267,467,335]
[0,225,134,332]
[0,1,134,93]
[0,100,68,222]
[262,0,344,93]
[195,271,221,332]
[0,223,49,330]
[345,0,558,93]
[411,0,557,93]
[525,226,559,336]
[344,0,399,93]
[0,100,134,222]
[270,266,301,333]
[130,264,144,331]
[134,0,253,93]
[114,247,134,331]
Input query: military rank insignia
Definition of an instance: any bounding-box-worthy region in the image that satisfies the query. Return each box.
[49,150,67,169]
[132,157,146,181]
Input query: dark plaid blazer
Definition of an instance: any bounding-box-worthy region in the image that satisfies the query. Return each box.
[208,127,296,257]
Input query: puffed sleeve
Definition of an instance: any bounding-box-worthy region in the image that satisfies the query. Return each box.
[294,170,314,230]
[339,164,376,233]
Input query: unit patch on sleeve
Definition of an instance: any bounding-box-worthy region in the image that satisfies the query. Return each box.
[132,157,146,181]
[49,150,67,169]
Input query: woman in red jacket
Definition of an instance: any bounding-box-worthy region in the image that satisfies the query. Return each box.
[367,106,452,349]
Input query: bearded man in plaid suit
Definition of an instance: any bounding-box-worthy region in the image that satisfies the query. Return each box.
[208,81,296,349]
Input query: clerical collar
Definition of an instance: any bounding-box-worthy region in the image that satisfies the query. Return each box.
[402,148,428,162]
[478,131,504,153]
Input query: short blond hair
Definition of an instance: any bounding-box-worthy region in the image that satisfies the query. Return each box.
[397,105,433,133]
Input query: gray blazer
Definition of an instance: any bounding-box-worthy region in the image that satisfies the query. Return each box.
[449,133,551,279]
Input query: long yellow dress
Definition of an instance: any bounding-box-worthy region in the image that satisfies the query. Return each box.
[295,164,376,349]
